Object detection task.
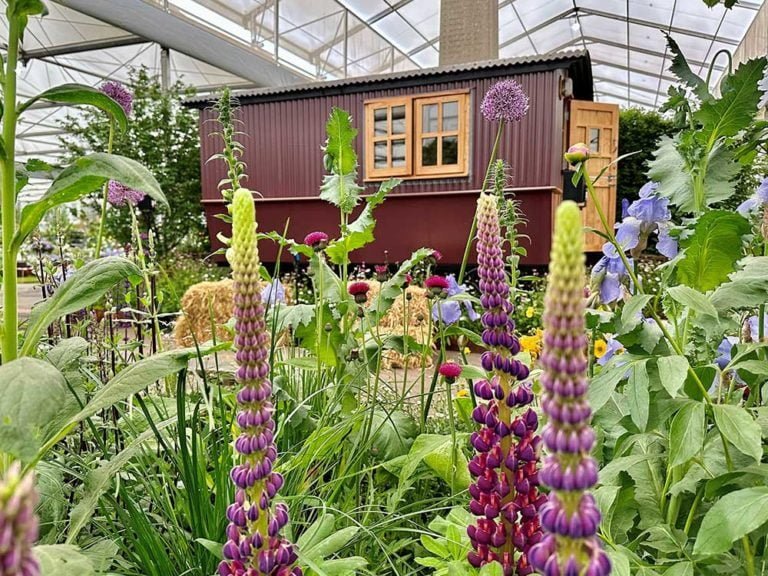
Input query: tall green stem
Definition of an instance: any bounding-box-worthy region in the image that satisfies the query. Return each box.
[94,118,115,258]
[458,121,505,284]
[1,17,20,362]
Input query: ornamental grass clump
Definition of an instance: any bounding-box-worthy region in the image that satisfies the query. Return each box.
[0,463,39,576]
[467,193,544,576]
[528,201,610,576]
[220,188,301,576]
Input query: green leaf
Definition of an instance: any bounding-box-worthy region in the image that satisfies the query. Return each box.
[694,486,768,555]
[319,173,363,215]
[665,34,709,101]
[589,357,635,413]
[710,256,768,311]
[656,355,689,398]
[664,563,694,576]
[620,294,653,333]
[666,285,718,318]
[479,564,504,576]
[368,247,432,314]
[649,136,740,213]
[324,107,358,175]
[297,514,337,549]
[66,416,178,543]
[712,404,762,462]
[325,179,398,265]
[34,545,95,575]
[399,434,470,492]
[14,153,166,251]
[10,0,48,18]
[46,337,88,372]
[18,84,128,131]
[677,210,750,292]
[694,57,767,143]
[0,358,68,461]
[628,360,650,431]
[22,257,140,356]
[669,401,705,466]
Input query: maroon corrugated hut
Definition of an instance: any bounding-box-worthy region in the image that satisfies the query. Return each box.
[188,50,607,266]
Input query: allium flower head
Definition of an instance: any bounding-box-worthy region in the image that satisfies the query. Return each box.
[107,180,146,207]
[481,79,530,123]
[100,80,133,116]
[528,201,610,576]
[564,143,590,165]
[220,188,300,576]
[467,193,543,576]
[439,361,462,381]
[304,231,329,251]
[0,462,40,576]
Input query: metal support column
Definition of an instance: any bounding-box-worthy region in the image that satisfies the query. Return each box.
[160,45,171,93]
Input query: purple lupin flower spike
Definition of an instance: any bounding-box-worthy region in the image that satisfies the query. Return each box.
[219,188,301,576]
[0,463,40,576]
[528,201,611,576]
[467,193,544,576]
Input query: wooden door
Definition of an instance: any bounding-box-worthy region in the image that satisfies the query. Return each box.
[569,100,619,252]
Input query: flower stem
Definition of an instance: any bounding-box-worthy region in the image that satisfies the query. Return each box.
[95,118,115,258]
[458,121,505,284]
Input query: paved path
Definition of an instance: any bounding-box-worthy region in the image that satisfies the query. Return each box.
[0,283,44,318]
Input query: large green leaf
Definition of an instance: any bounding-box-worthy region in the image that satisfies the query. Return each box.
[628,360,650,431]
[325,178,399,265]
[66,416,177,543]
[656,355,689,398]
[34,545,95,575]
[676,210,750,292]
[18,84,128,131]
[665,34,709,101]
[649,136,740,213]
[666,285,717,318]
[710,256,768,311]
[399,433,470,492]
[14,153,166,251]
[694,57,767,144]
[694,486,768,555]
[669,401,705,467]
[22,257,140,356]
[320,108,362,214]
[711,404,762,462]
[0,358,68,461]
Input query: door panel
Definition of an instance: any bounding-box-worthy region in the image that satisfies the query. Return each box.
[569,100,619,252]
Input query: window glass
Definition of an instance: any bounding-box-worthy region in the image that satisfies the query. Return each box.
[422,137,437,166]
[442,101,459,131]
[374,141,388,168]
[589,127,600,153]
[374,108,388,136]
[422,103,438,133]
[392,139,406,167]
[391,105,406,134]
[442,136,458,165]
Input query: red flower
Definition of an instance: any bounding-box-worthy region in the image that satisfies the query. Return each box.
[425,275,449,290]
[304,231,329,250]
[439,362,462,380]
[348,281,370,304]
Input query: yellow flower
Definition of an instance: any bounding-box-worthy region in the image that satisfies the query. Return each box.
[463,347,471,355]
[520,333,542,360]
[456,389,469,398]
[594,339,608,358]
[525,306,535,318]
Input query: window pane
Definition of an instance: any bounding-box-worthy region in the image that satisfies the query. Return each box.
[422,104,438,133]
[589,128,600,153]
[374,108,388,136]
[391,105,406,134]
[422,137,437,166]
[442,136,458,165]
[392,139,406,167]
[374,141,388,168]
[442,101,459,131]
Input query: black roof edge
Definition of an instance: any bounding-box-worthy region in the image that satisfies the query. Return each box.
[185,49,592,109]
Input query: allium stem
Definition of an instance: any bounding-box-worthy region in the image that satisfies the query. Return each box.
[467,193,543,576]
[95,118,115,258]
[528,201,610,576]
[220,188,300,576]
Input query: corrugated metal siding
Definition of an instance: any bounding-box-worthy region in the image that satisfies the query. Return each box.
[199,68,564,201]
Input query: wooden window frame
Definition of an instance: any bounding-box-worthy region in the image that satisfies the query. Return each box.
[414,93,469,177]
[363,90,470,181]
[364,97,412,180]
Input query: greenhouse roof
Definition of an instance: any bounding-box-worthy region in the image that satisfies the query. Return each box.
[2,0,765,167]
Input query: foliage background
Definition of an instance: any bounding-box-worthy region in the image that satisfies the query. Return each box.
[60,67,206,256]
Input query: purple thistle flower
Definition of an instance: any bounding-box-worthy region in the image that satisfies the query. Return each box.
[529,201,610,576]
[0,463,40,576]
[481,79,530,124]
[467,193,543,576]
[99,80,133,116]
[220,189,301,576]
[107,180,146,207]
